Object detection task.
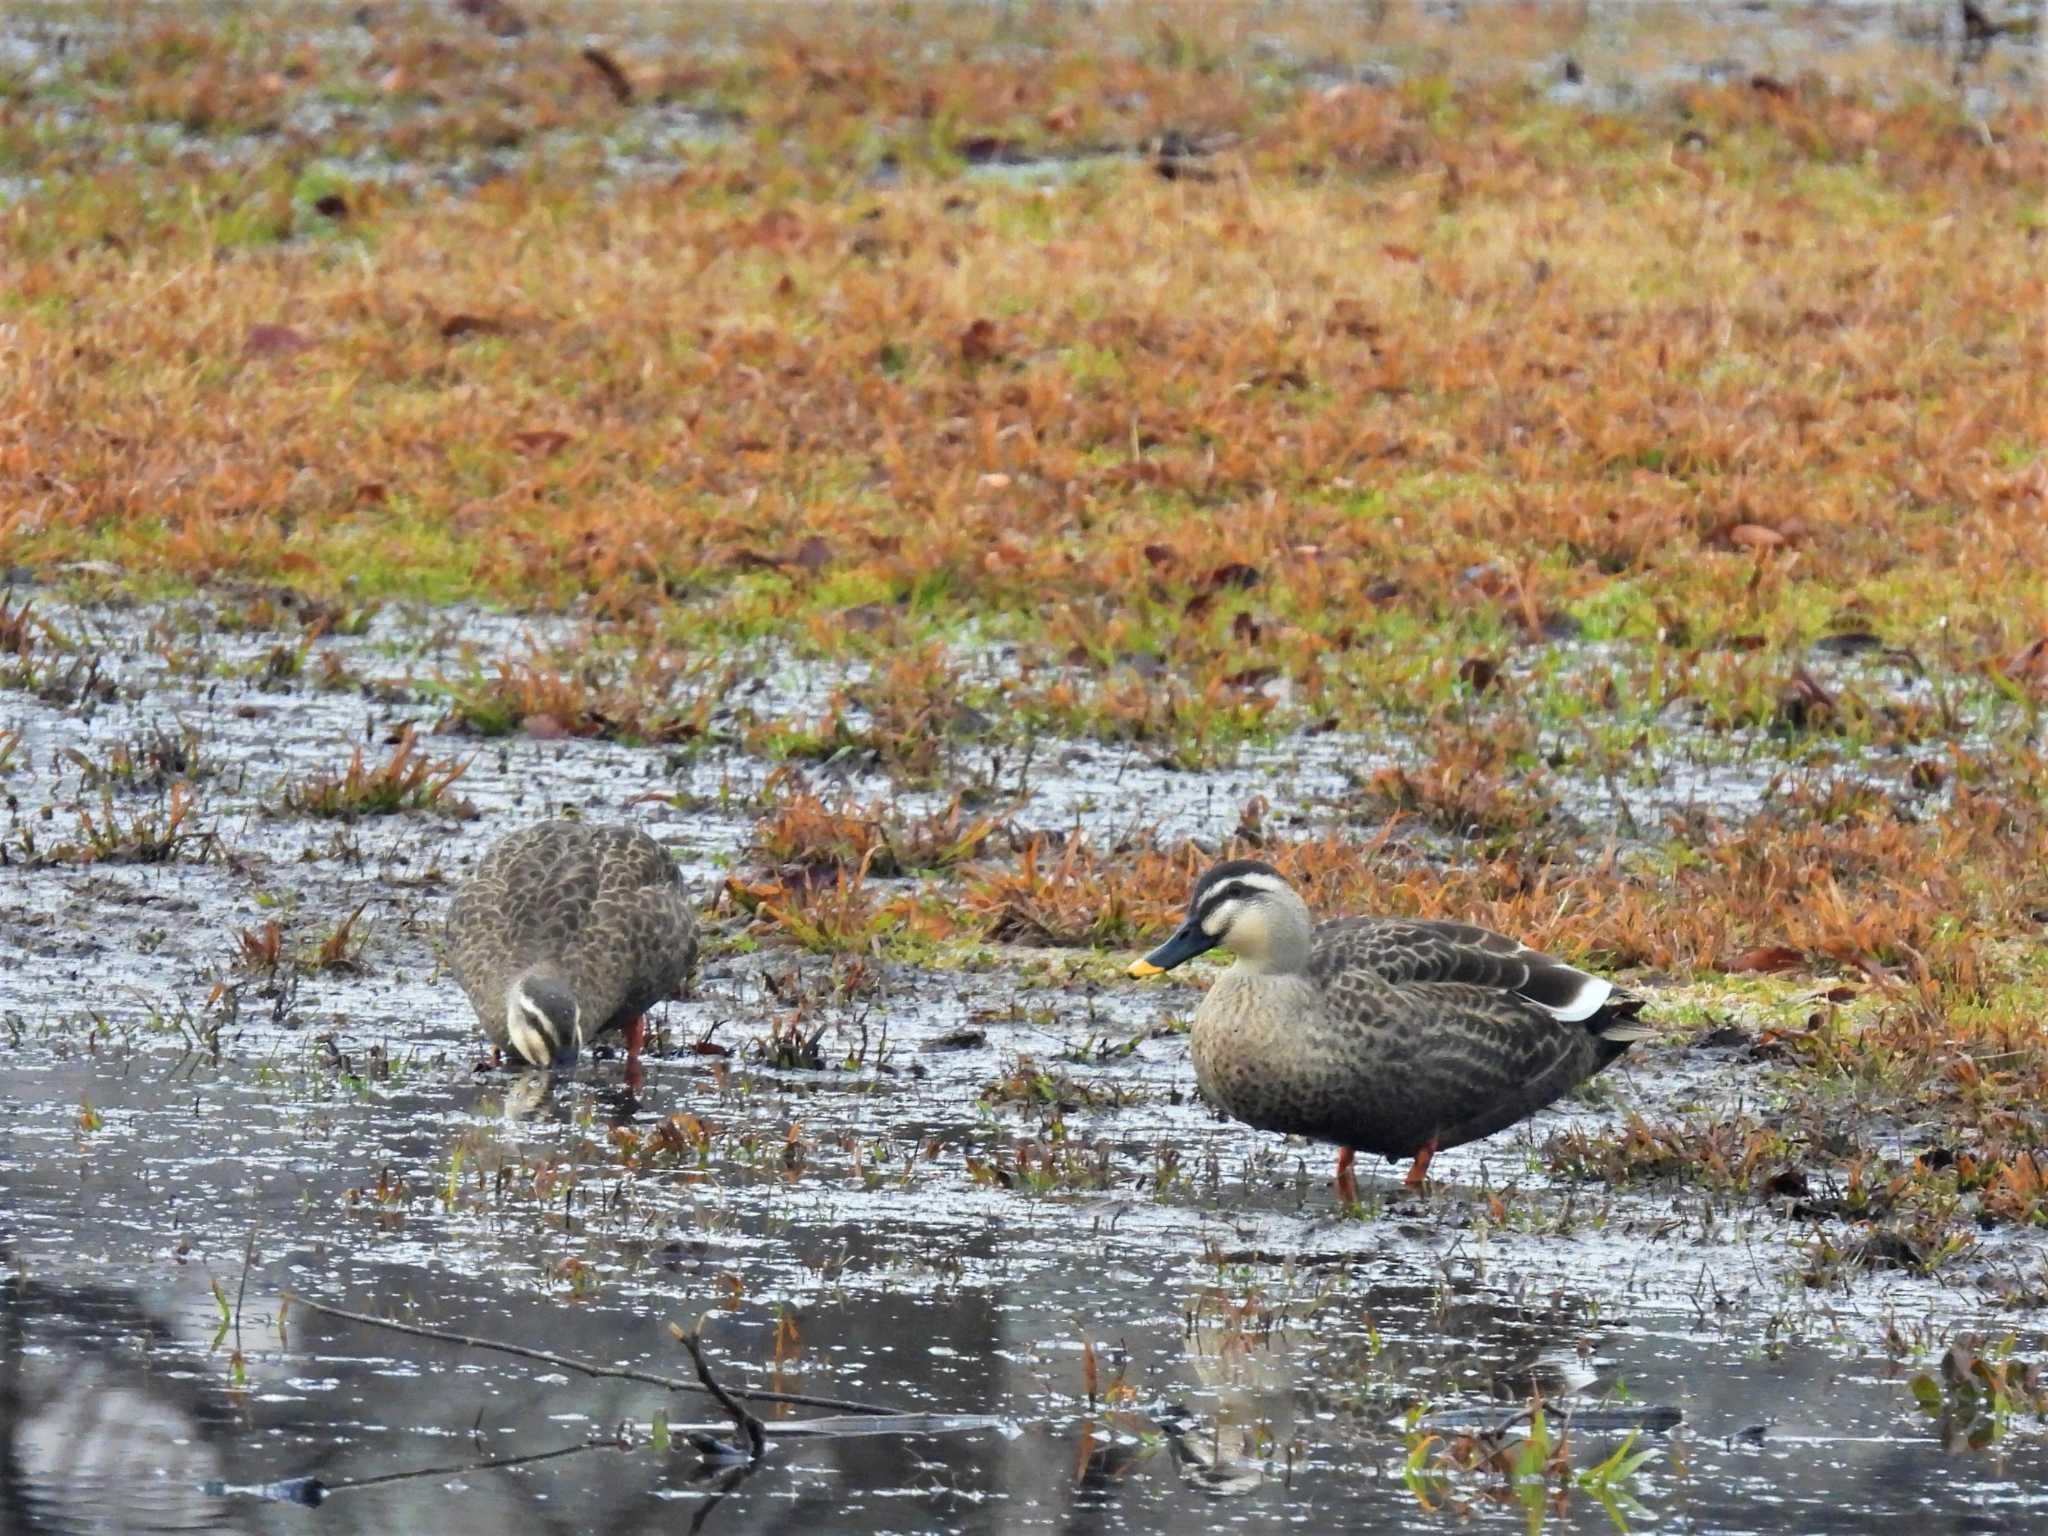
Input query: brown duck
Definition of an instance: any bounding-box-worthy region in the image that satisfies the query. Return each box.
[1129,859,1652,1201]
[447,820,698,1071]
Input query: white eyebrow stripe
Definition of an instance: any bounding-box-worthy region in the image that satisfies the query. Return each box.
[1195,872,1288,922]
[1232,872,1290,895]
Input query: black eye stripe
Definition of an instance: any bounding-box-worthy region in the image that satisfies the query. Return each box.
[1196,882,1252,920]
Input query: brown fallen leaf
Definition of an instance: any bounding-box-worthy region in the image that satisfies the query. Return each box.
[580,45,633,105]
[1728,522,1787,551]
[959,317,1002,364]
[454,0,525,37]
[1730,945,1804,973]
[508,428,573,456]
[1246,366,1310,390]
[440,313,510,340]
[2001,635,2048,684]
[1908,758,1949,791]
[1204,562,1261,591]
[1458,655,1500,693]
[1777,666,1835,728]
[244,323,315,358]
[749,208,804,248]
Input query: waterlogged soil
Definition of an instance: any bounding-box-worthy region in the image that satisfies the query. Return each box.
[6,592,2048,1534]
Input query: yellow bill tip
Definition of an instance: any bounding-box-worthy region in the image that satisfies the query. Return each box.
[1127,959,1164,978]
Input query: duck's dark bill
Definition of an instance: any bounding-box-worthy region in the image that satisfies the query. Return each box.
[1128,921,1219,977]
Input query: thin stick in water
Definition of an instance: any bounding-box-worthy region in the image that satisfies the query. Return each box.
[672,1319,767,1461]
[279,1292,900,1416]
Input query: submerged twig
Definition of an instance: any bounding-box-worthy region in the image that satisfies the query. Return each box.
[211,1437,632,1507]
[280,1293,901,1415]
[673,1318,768,1461]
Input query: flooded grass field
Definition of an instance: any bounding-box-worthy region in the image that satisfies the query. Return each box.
[6,2,2048,1533]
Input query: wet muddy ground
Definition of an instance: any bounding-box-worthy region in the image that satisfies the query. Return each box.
[6,587,2048,1535]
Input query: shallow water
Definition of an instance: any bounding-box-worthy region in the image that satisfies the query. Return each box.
[4,590,2048,1533]
[9,1046,2048,1535]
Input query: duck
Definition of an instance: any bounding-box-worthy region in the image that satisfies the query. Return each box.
[1128,859,1651,1201]
[447,820,698,1071]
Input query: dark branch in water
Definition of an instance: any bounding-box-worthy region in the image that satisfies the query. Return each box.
[209,1436,636,1506]
[331,1435,632,1495]
[280,1292,902,1415]
[673,1319,767,1461]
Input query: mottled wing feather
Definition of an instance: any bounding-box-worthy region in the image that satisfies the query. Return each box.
[1277,918,1639,1159]
[1398,983,1617,1150]
[1311,918,1618,1020]
[582,826,699,1030]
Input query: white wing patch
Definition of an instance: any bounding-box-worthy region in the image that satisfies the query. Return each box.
[1529,970,1612,1023]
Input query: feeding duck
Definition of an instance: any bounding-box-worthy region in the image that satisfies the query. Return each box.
[448,820,698,1071]
[1128,859,1651,1201]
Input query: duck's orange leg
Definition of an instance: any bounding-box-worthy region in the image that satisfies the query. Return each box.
[1336,1147,1359,1207]
[622,1015,647,1093]
[1404,1137,1439,1190]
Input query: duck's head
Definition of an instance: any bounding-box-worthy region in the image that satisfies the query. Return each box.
[1128,859,1313,977]
[505,968,581,1068]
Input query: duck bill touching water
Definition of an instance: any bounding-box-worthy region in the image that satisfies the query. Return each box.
[448,821,699,1079]
[1129,859,1654,1203]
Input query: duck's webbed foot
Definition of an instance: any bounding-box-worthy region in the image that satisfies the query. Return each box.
[1403,1137,1439,1190]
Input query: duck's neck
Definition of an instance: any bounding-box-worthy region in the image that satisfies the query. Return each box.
[1228,934,1311,979]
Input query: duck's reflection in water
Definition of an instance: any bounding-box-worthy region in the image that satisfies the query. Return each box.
[1148,1271,1635,1495]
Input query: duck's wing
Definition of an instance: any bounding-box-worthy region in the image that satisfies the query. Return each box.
[1311,918,1647,1040]
[585,826,700,1024]
[1410,982,1639,1150]
[448,822,607,987]
[489,822,605,947]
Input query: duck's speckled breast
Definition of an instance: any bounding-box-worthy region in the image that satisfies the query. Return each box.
[1190,968,1332,1135]
[1189,964,1435,1159]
